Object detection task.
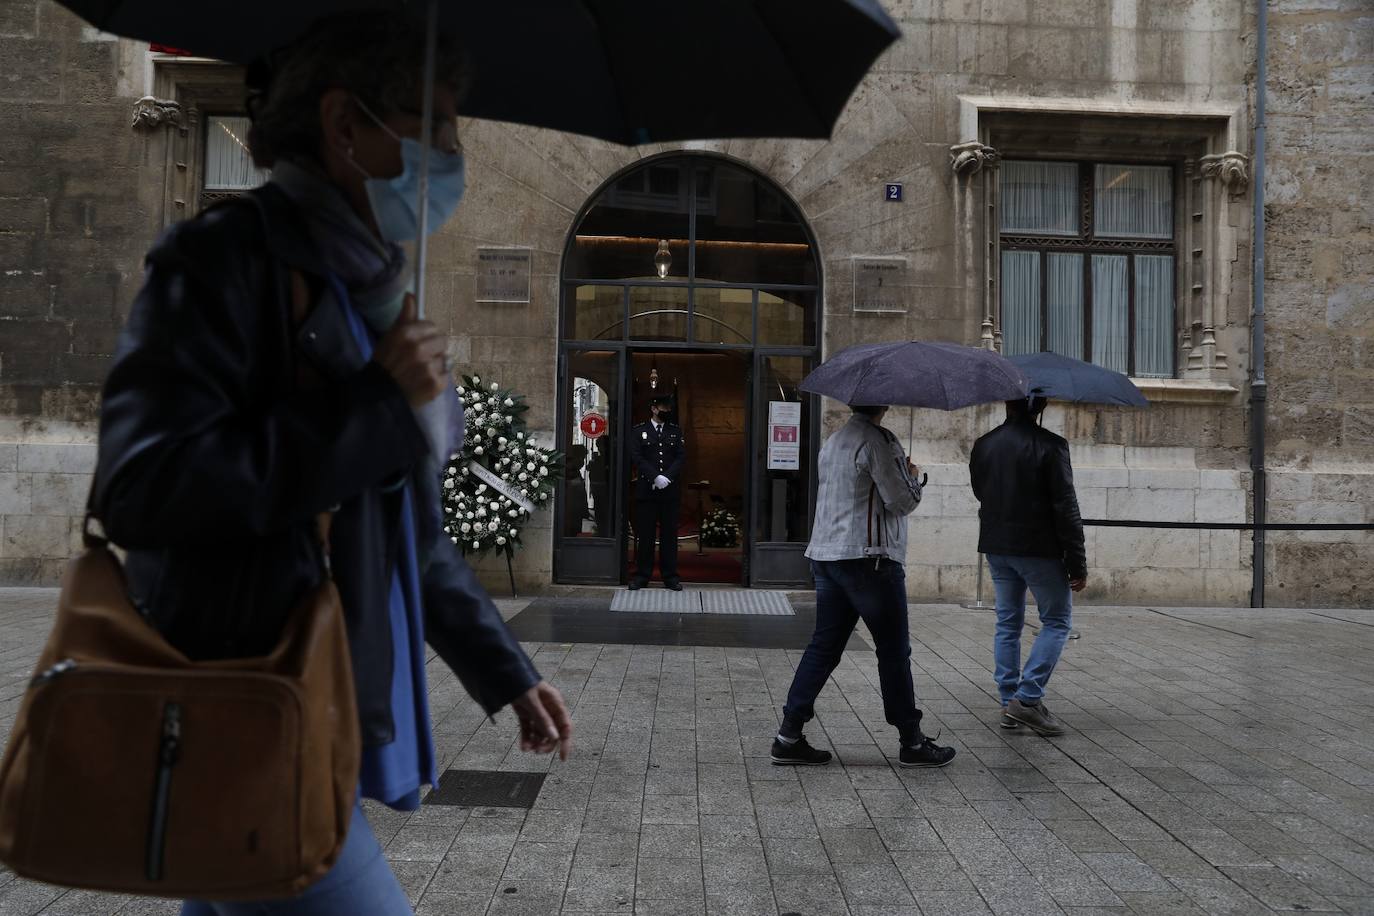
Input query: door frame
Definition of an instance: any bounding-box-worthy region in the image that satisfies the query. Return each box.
[553,152,824,588]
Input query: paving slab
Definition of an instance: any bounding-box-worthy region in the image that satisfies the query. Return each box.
[0,592,1371,914]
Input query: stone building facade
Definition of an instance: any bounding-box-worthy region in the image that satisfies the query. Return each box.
[0,0,1369,606]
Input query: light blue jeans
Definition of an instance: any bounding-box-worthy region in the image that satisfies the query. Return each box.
[987,554,1073,705]
[180,801,411,916]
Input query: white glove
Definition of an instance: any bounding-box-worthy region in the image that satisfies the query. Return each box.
[653,475,670,490]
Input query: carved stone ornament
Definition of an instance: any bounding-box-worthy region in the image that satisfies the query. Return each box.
[131,96,183,130]
[949,141,1000,177]
[1199,151,1249,191]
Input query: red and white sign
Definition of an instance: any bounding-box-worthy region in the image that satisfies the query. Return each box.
[579,412,608,440]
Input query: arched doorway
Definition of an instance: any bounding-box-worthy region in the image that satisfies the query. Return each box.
[554,155,822,588]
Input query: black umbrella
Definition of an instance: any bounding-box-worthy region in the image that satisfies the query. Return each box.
[800,341,1029,411]
[1007,352,1149,407]
[56,0,898,319]
[54,0,900,146]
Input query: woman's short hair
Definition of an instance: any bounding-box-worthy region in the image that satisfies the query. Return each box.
[246,13,469,168]
[850,405,887,417]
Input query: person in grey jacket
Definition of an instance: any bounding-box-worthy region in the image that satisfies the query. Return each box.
[770,405,956,768]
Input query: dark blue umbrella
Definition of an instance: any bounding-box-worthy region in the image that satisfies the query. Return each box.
[53,0,900,145]
[800,341,1028,411]
[1008,352,1149,407]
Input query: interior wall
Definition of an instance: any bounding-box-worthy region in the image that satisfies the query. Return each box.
[630,351,749,527]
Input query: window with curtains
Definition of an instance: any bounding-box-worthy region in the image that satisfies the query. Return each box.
[999,160,1176,378]
[201,115,270,209]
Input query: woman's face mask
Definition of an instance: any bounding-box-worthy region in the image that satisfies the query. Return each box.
[349,97,466,243]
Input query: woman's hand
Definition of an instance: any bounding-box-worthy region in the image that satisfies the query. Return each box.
[510,680,574,760]
[373,293,448,406]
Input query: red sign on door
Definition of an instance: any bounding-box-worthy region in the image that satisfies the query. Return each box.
[579,412,608,439]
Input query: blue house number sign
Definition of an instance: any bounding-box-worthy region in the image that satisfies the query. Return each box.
[885,183,902,202]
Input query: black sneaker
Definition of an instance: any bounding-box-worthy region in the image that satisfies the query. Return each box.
[1006,699,1065,736]
[664,579,683,591]
[899,733,956,768]
[999,706,1020,729]
[770,735,832,766]
[628,578,646,591]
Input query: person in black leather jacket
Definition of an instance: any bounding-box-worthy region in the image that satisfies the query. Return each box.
[94,15,570,915]
[970,396,1086,737]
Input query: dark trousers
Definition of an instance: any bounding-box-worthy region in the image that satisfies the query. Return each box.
[634,490,679,581]
[782,558,922,744]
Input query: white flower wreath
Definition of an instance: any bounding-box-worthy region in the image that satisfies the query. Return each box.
[444,374,560,559]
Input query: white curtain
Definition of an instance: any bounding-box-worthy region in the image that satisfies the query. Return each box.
[1135,254,1175,377]
[1094,164,1171,238]
[1091,255,1129,373]
[1000,161,1077,235]
[1000,251,1040,356]
[205,116,269,190]
[1045,253,1084,359]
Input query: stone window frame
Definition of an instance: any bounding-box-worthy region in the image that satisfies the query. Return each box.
[132,57,250,227]
[950,96,1250,405]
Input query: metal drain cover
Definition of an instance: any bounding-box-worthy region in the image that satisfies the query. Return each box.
[423,769,546,808]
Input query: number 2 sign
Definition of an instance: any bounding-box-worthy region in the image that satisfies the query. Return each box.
[884,183,902,202]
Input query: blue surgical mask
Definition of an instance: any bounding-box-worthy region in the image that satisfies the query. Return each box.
[350,98,466,243]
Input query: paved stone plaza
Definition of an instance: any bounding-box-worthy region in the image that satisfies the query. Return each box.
[1,589,1372,915]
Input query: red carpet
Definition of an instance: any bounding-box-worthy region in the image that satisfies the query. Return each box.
[626,547,744,584]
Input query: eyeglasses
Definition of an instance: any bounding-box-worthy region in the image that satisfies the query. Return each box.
[355,96,461,154]
[394,105,461,154]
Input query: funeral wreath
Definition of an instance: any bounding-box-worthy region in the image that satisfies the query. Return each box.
[444,374,560,559]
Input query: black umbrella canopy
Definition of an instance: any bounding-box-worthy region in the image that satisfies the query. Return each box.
[1007,352,1149,407]
[800,341,1029,411]
[56,0,900,145]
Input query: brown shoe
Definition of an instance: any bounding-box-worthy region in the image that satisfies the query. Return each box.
[1006,699,1065,736]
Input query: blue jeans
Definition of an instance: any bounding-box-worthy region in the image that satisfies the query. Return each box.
[783,559,922,744]
[180,801,411,916]
[987,554,1073,705]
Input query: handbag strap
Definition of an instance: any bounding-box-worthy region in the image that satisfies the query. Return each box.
[286,267,335,575]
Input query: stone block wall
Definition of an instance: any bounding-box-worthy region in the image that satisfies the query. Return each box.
[0,422,95,584]
[1262,0,1374,605]
[904,444,1255,607]
[0,0,1370,608]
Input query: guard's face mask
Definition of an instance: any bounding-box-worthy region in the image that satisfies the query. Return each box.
[348,97,466,243]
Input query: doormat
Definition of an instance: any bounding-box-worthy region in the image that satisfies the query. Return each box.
[610,589,794,616]
[423,769,546,808]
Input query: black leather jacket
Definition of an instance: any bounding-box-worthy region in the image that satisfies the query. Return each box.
[94,185,540,746]
[969,417,1087,580]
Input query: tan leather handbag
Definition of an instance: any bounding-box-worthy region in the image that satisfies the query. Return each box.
[0,513,359,900]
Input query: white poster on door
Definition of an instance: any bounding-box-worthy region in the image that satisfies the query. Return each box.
[767,401,802,471]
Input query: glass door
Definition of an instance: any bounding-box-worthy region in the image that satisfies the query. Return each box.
[553,349,625,583]
[749,353,816,588]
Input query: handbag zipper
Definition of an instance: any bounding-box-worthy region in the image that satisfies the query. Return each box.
[29,658,76,687]
[146,701,181,882]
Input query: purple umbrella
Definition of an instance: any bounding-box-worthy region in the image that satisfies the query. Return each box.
[800,341,1028,411]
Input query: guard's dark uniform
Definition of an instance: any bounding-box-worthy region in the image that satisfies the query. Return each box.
[630,419,685,585]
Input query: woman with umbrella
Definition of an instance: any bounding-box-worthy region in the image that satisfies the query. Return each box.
[94,15,571,913]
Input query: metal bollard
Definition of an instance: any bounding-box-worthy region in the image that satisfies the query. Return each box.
[959,553,987,610]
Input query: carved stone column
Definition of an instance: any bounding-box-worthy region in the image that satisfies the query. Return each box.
[950,141,1001,351]
[1192,150,1248,376]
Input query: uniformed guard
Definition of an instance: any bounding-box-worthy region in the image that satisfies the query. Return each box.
[629,394,685,590]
